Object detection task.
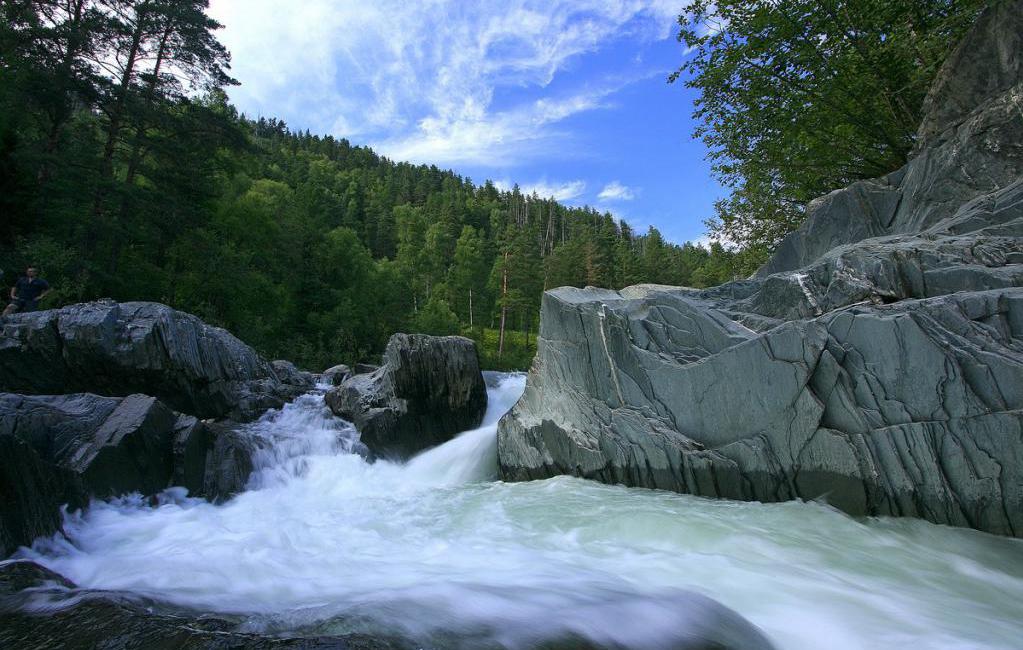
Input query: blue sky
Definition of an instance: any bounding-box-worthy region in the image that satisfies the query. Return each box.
[208,1,723,245]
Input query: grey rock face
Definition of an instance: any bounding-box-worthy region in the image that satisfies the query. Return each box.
[498,287,1023,536]
[0,393,203,555]
[498,3,1023,537]
[321,363,353,386]
[0,561,405,650]
[916,0,1023,149]
[757,1,1023,277]
[0,392,266,556]
[0,300,309,421]
[325,334,487,458]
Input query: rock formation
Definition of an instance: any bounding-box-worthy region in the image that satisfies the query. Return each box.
[0,561,404,649]
[0,300,312,422]
[0,393,264,556]
[497,1,1023,537]
[321,363,353,386]
[325,333,488,458]
[0,560,772,650]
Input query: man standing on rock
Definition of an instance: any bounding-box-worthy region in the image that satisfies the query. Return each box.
[3,265,51,316]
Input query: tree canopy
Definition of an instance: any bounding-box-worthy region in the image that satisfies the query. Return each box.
[673,0,986,269]
[1,0,741,370]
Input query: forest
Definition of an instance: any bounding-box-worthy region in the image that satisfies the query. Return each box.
[0,1,984,369]
[0,0,741,370]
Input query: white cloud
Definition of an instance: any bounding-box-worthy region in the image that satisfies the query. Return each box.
[597,181,636,201]
[208,0,680,167]
[693,233,738,249]
[494,179,586,202]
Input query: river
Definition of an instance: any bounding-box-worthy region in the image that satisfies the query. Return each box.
[20,374,1023,649]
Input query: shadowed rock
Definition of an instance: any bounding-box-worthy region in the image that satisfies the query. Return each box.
[0,560,405,649]
[0,561,775,650]
[325,334,487,459]
[0,393,267,556]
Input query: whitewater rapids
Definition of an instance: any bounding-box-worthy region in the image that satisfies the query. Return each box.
[19,374,1023,649]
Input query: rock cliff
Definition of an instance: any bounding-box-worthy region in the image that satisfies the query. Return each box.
[497,1,1023,537]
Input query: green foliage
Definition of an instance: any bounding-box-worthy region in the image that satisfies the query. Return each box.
[673,0,985,253]
[469,328,536,372]
[414,289,461,336]
[1,0,746,372]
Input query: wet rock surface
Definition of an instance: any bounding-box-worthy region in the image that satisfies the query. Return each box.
[0,560,775,650]
[497,2,1023,537]
[0,561,404,649]
[0,300,310,422]
[0,393,265,555]
[325,334,487,458]
[320,363,353,386]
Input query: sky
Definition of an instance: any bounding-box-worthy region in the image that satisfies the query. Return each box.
[206,0,723,245]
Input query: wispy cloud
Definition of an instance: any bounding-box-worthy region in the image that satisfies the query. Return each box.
[494,179,586,202]
[597,181,636,201]
[208,0,680,167]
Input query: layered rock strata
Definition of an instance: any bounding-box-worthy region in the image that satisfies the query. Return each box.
[497,1,1023,537]
[0,300,312,422]
[0,393,263,555]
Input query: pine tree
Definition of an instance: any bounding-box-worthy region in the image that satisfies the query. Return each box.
[449,226,488,330]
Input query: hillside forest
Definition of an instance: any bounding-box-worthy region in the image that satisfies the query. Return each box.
[0,0,983,369]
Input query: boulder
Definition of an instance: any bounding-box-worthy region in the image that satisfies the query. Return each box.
[0,392,266,556]
[272,359,317,389]
[497,3,1023,537]
[325,334,487,458]
[321,363,353,386]
[0,561,774,650]
[0,300,310,421]
[0,393,183,498]
[199,421,268,501]
[169,418,263,503]
[0,561,404,649]
[0,393,199,555]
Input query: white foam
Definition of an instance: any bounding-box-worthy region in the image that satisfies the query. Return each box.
[18,373,1023,649]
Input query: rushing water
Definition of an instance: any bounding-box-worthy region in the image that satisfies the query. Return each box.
[19,374,1023,649]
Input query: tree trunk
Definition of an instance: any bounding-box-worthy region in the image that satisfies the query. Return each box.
[498,252,508,359]
[468,286,473,329]
[124,20,173,188]
[39,0,88,184]
[93,17,145,221]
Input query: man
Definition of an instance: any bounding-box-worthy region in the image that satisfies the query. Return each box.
[3,266,51,316]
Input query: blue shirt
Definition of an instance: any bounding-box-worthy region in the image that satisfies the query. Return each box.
[14,277,49,302]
